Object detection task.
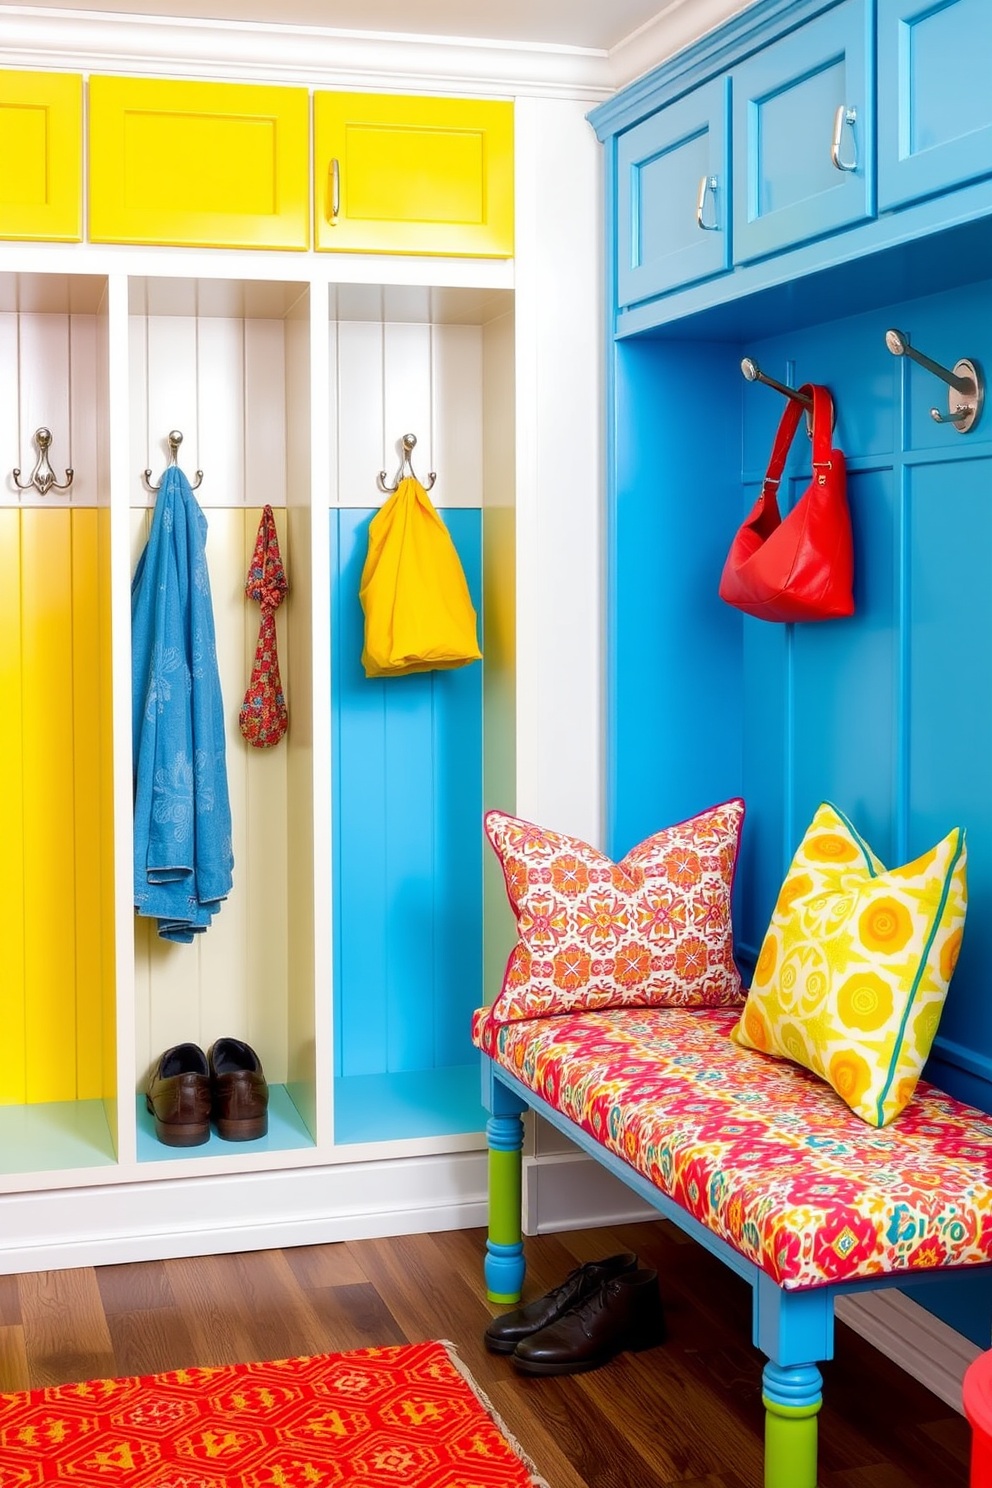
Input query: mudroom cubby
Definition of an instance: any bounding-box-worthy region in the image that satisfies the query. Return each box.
[0,0,603,1261]
[127,274,318,1165]
[592,0,992,1342]
[0,270,117,1175]
[327,284,515,1148]
[0,257,518,1194]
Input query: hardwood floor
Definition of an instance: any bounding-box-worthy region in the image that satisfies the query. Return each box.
[0,1219,973,1487]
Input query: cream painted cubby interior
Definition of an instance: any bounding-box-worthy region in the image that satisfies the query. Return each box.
[128,275,318,1166]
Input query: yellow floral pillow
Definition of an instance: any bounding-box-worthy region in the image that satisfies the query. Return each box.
[733,803,967,1127]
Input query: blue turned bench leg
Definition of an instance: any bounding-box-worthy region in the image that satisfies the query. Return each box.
[754,1273,834,1488]
[482,1062,527,1303]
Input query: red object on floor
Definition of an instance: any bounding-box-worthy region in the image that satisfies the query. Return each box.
[964,1349,992,1487]
[0,1340,546,1485]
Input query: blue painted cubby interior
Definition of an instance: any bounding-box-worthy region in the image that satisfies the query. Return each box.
[611,268,992,1342]
[330,508,486,1143]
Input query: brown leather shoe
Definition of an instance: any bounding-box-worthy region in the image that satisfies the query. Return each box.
[511,1267,666,1375]
[208,1038,269,1141]
[146,1043,211,1146]
[484,1253,639,1354]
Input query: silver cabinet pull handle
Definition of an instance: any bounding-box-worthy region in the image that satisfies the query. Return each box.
[831,106,857,172]
[328,158,340,221]
[696,174,718,230]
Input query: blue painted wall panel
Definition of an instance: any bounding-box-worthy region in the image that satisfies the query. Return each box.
[332,511,389,1078]
[791,467,899,859]
[739,605,788,971]
[609,336,744,862]
[908,458,992,1064]
[431,510,486,1069]
[331,509,483,1080]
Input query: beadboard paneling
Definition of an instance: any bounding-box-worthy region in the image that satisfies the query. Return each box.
[330,508,484,1083]
[0,508,114,1105]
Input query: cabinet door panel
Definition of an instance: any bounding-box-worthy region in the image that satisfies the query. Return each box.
[733,0,872,263]
[89,77,309,250]
[0,71,81,242]
[878,0,992,211]
[314,93,513,257]
[616,78,730,308]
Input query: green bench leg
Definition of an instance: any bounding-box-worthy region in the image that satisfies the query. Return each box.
[483,1067,527,1303]
[763,1362,822,1488]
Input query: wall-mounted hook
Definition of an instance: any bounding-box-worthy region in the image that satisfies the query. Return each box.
[741,358,812,409]
[885,329,984,434]
[377,432,436,494]
[12,427,74,496]
[143,430,203,493]
[741,357,826,435]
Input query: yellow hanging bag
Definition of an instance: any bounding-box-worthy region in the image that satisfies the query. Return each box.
[359,476,483,678]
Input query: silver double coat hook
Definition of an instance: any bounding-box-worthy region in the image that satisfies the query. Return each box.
[885,329,984,433]
[12,427,74,496]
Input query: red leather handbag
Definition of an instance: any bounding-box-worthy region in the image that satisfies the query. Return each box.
[719,383,854,622]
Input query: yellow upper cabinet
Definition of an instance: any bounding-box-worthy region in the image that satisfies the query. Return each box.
[0,71,83,242]
[88,76,310,250]
[314,92,513,257]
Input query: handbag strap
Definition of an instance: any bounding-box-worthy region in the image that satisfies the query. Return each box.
[760,383,835,496]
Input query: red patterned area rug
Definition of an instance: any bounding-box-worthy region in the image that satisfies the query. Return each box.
[0,1340,550,1486]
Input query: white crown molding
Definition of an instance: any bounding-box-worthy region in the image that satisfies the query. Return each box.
[609,0,752,89]
[0,4,614,98]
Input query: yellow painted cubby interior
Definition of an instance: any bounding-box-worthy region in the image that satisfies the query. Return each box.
[314,93,514,257]
[0,71,83,242]
[88,77,310,251]
[0,506,115,1106]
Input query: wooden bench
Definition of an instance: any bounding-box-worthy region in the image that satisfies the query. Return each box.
[475,1003,992,1488]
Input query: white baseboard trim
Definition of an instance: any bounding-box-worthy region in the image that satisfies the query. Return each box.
[525,1150,979,1414]
[523,1150,655,1234]
[0,1151,488,1274]
[835,1289,981,1414]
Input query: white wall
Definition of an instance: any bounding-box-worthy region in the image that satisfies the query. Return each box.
[513,95,605,848]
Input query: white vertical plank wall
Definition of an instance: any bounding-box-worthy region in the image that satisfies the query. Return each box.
[482,308,517,1002]
[513,96,604,849]
[2,309,102,511]
[334,319,385,506]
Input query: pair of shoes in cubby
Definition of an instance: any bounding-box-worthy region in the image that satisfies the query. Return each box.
[146,1038,269,1147]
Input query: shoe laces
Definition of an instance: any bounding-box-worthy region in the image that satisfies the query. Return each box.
[548,1264,590,1303]
[570,1277,617,1333]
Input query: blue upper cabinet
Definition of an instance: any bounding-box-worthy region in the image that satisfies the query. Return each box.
[732,0,874,264]
[616,77,730,308]
[878,0,992,212]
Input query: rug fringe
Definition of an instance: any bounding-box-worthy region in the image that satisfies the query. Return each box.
[440,1340,553,1488]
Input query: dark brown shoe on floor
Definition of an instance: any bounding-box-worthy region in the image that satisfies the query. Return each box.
[208,1038,269,1141]
[146,1043,212,1147]
[485,1252,639,1354]
[511,1267,666,1375]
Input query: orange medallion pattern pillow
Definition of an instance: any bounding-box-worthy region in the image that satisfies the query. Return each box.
[484,799,745,1027]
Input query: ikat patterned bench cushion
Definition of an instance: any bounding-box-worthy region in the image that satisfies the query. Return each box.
[473,1004,992,1290]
